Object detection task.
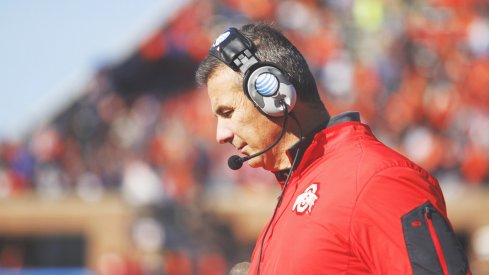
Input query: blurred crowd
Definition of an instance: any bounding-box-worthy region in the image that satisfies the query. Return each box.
[1,0,489,273]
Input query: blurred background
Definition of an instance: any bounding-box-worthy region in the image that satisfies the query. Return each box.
[0,0,489,274]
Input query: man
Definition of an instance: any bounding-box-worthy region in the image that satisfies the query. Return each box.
[196,23,470,274]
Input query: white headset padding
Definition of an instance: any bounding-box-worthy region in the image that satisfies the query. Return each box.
[246,66,297,117]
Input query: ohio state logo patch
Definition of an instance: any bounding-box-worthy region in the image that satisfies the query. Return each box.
[292,183,319,214]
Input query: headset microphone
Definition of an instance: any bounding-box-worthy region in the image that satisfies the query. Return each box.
[227,146,275,170]
[227,102,288,170]
[228,155,246,170]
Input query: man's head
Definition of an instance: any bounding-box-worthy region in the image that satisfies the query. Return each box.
[196,23,322,106]
[196,23,325,171]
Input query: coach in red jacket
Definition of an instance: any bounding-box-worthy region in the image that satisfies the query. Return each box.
[196,23,470,274]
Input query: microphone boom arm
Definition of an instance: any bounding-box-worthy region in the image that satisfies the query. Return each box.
[228,101,288,170]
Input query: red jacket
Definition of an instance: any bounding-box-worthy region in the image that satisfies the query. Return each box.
[248,112,469,274]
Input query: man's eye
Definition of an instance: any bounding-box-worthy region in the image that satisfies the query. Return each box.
[222,110,233,118]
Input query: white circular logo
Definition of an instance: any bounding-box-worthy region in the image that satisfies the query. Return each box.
[255,73,279,96]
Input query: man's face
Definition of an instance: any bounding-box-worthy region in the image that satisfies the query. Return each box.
[207,66,283,170]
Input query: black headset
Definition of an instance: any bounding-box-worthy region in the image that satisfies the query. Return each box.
[209,27,297,117]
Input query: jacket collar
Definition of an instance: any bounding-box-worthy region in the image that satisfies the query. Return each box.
[274,112,360,183]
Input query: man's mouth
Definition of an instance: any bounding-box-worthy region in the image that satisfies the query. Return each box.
[237,145,249,156]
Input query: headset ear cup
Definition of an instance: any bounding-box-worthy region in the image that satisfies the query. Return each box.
[244,63,297,117]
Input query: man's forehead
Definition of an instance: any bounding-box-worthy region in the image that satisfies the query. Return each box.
[207,66,242,100]
[207,66,250,115]
[208,65,241,87]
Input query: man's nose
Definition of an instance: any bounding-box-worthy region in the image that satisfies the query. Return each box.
[216,118,233,144]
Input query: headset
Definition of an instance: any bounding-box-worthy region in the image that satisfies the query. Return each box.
[209,27,297,117]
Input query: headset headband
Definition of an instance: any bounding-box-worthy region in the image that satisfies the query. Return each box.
[209,28,259,73]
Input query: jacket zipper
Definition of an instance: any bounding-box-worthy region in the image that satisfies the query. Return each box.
[424,206,449,275]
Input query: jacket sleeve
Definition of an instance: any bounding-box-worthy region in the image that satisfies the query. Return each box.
[350,166,470,275]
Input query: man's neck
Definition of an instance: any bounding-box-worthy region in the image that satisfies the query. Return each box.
[273,105,330,171]
[291,104,330,140]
